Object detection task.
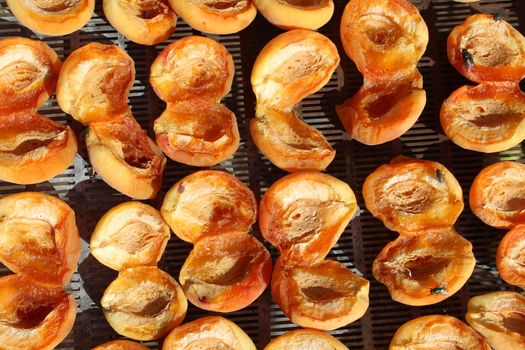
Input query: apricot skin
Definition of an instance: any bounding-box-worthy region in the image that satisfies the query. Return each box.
[254,0,334,30]
[264,329,348,350]
[92,340,150,350]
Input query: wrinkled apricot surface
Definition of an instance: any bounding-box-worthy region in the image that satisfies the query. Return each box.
[363,156,464,234]
[163,316,256,350]
[448,14,525,83]
[260,171,357,265]
[466,291,525,350]
[373,228,475,306]
[92,340,150,350]
[264,329,348,350]
[390,315,490,350]
[179,231,271,312]
[101,266,187,341]
[272,257,369,330]
[497,225,525,288]
[470,161,525,229]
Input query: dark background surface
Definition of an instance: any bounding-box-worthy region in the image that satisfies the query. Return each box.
[0,0,524,348]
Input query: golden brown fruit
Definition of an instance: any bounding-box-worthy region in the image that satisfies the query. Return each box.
[101,266,187,341]
[260,171,357,265]
[264,329,348,350]
[469,161,525,229]
[497,225,525,288]
[103,0,177,45]
[167,0,256,34]
[251,29,339,171]
[0,192,81,286]
[336,69,426,146]
[389,315,490,350]
[150,36,239,166]
[340,0,428,78]
[362,156,464,234]
[6,0,94,35]
[0,274,76,350]
[448,14,525,83]
[272,257,369,330]
[440,82,525,153]
[90,201,170,271]
[163,316,256,350]
[373,228,475,306]
[92,340,150,350]
[179,231,271,312]
[466,291,525,350]
[254,0,334,30]
[161,170,257,244]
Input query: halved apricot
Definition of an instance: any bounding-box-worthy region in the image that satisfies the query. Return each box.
[87,116,166,200]
[469,161,525,229]
[466,291,525,350]
[103,0,177,45]
[0,274,76,350]
[340,0,428,77]
[440,82,525,153]
[363,156,464,234]
[260,171,357,265]
[163,316,256,350]
[373,228,475,306]
[448,14,525,83]
[337,69,426,145]
[0,37,62,113]
[179,231,271,313]
[272,257,369,331]
[6,0,94,35]
[90,201,170,271]
[161,170,257,244]
[264,329,348,350]
[0,192,81,286]
[57,42,135,125]
[167,0,256,34]
[390,315,490,350]
[101,266,187,341]
[0,112,77,185]
[93,340,150,350]
[497,225,525,289]
[254,0,334,30]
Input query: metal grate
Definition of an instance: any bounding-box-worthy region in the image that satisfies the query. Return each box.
[0,0,524,349]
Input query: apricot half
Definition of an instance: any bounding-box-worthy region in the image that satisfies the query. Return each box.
[163,316,256,350]
[150,36,239,166]
[373,228,475,306]
[103,0,177,45]
[466,291,525,350]
[101,266,187,341]
[448,14,525,83]
[254,0,334,30]
[0,192,81,286]
[251,30,339,171]
[260,171,357,265]
[440,82,525,153]
[390,315,490,350]
[470,161,525,229]
[272,257,369,330]
[6,0,94,35]
[167,0,256,34]
[0,274,76,350]
[90,201,170,271]
[161,170,257,244]
[264,329,348,350]
[363,156,464,234]
[179,231,271,312]
[92,340,149,350]
[497,225,525,289]
[340,0,428,77]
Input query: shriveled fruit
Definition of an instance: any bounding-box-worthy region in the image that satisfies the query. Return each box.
[363,156,463,233]
[179,231,271,312]
[101,266,187,341]
[260,171,358,265]
[272,257,369,330]
[373,228,475,306]
[264,329,348,350]
[497,225,525,288]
